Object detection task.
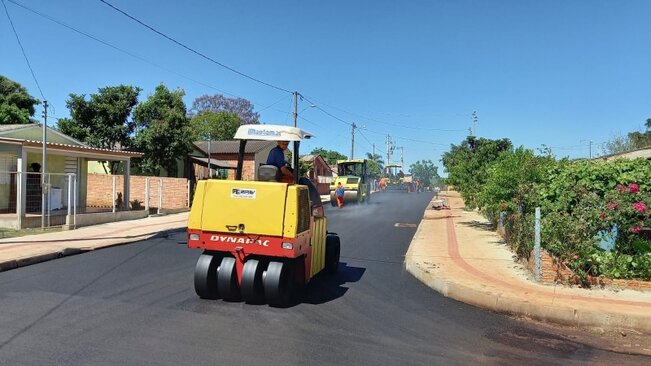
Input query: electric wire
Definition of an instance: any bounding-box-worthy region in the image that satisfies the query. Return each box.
[302,94,467,132]
[97,0,292,94]
[2,0,45,100]
[5,0,288,117]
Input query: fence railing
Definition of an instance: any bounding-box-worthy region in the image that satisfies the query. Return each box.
[0,171,190,230]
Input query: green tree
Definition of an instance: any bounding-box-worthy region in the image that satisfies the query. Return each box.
[190,110,240,141]
[628,118,651,149]
[0,75,40,124]
[57,85,141,173]
[478,147,556,224]
[310,147,347,165]
[409,160,440,188]
[133,84,193,176]
[365,152,384,178]
[441,136,512,208]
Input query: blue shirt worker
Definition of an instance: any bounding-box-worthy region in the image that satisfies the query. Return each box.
[266,140,293,182]
[335,182,345,208]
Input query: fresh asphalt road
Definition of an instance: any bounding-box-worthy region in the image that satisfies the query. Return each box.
[0,192,649,365]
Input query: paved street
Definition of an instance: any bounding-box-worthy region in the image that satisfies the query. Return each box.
[0,192,648,365]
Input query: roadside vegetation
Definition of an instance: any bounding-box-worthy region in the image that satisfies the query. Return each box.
[442,127,651,283]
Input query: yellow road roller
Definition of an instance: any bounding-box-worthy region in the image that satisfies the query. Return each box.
[187,124,340,307]
[329,159,371,206]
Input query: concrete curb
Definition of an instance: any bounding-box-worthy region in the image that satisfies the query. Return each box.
[405,254,651,334]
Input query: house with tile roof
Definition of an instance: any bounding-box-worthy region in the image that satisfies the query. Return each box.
[0,124,142,229]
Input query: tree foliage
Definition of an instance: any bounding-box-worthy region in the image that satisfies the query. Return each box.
[602,119,651,155]
[190,110,240,141]
[190,94,259,125]
[310,147,348,166]
[441,136,512,208]
[57,85,141,173]
[409,160,440,188]
[133,84,193,176]
[627,118,651,149]
[0,75,40,124]
[365,152,384,178]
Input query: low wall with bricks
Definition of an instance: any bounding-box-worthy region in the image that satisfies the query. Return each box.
[523,248,651,291]
[86,174,188,209]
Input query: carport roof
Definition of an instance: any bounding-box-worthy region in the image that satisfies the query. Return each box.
[0,136,143,160]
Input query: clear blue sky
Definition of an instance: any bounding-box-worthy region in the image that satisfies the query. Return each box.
[2,0,650,174]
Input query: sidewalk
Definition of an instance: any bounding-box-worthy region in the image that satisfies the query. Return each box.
[405,191,651,334]
[0,212,188,271]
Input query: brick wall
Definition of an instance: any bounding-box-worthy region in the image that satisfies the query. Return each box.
[87,174,188,209]
[525,249,651,291]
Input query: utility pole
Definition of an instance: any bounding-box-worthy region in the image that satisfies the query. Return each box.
[41,100,48,229]
[386,134,391,166]
[292,91,299,128]
[372,143,375,157]
[350,122,356,159]
[207,137,211,178]
[589,140,593,159]
[399,146,404,170]
[471,111,478,136]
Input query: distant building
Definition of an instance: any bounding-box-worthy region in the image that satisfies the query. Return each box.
[300,154,333,194]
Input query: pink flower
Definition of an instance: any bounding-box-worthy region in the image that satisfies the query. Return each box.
[616,184,627,192]
[629,183,639,194]
[501,203,507,210]
[598,212,607,220]
[630,226,642,234]
[572,255,579,260]
[632,202,647,214]
[606,202,618,210]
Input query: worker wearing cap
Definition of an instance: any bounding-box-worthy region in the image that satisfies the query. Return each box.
[267,140,293,182]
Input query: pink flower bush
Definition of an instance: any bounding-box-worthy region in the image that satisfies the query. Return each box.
[606,202,618,210]
[629,183,639,194]
[616,184,627,192]
[632,202,647,214]
[630,226,642,234]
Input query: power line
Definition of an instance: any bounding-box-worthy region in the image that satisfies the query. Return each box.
[6,0,290,117]
[302,94,467,132]
[2,0,44,99]
[301,95,353,127]
[97,0,292,94]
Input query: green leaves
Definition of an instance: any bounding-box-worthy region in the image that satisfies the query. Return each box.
[0,75,40,124]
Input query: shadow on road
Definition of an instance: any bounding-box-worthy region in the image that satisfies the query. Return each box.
[301,261,366,305]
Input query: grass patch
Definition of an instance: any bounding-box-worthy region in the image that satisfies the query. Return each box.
[0,227,62,239]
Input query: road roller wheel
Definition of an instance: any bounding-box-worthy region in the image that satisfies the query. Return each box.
[194,252,221,299]
[325,236,341,274]
[241,258,266,304]
[217,256,240,301]
[264,261,294,307]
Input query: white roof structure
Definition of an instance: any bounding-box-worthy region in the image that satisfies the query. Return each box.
[234,124,314,141]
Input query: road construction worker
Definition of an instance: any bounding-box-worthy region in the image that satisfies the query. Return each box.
[335,182,345,208]
[266,140,294,182]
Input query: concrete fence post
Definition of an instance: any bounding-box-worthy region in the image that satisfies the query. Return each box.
[157,178,162,215]
[145,177,150,214]
[534,207,541,282]
[73,174,77,228]
[112,175,117,213]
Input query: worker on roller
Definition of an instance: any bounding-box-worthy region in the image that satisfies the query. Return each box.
[266,140,294,183]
